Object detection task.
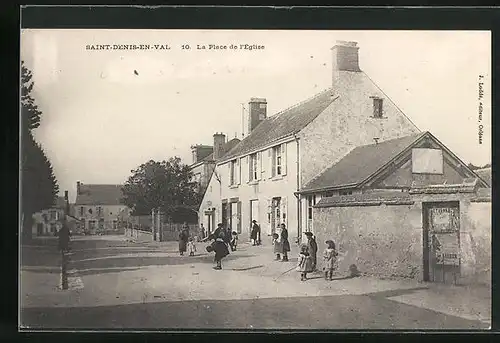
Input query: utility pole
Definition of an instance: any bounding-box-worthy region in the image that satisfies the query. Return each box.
[61,190,70,290]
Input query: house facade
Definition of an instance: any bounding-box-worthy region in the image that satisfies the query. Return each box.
[32,192,78,236]
[74,181,129,234]
[198,40,421,243]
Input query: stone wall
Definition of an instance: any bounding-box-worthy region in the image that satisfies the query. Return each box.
[313,203,423,279]
[313,192,491,285]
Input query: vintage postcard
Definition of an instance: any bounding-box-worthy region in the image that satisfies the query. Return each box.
[19,28,491,330]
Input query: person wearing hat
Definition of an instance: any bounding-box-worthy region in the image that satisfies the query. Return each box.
[304,232,318,271]
[280,223,290,262]
[250,220,258,246]
[206,223,230,270]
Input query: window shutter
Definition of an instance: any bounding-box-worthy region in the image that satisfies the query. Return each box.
[281,143,287,176]
[237,201,242,234]
[258,152,262,180]
[228,162,232,185]
[270,147,275,178]
[238,158,242,185]
[246,156,251,183]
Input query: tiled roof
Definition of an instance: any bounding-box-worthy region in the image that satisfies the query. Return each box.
[300,132,426,193]
[315,191,414,208]
[475,167,491,187]
[221,88,337,162]
[202,138,241,162]
[75,184,124,205]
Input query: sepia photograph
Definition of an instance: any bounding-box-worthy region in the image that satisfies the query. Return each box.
[19,28,491,330]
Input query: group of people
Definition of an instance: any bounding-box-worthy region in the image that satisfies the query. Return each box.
[272,226,339,281]
[178,220,340,279]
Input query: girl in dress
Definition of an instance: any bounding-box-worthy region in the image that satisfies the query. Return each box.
[296,244,314,281]
[323,240,339,280]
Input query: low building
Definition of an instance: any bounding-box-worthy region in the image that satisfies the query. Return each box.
[74,181,129,234]
[32,193,79,236]
[303,132,490,285]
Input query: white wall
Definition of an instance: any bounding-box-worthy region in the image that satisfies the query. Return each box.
[200,139,300,245]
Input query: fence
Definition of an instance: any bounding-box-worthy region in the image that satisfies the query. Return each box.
[124,227,154,242]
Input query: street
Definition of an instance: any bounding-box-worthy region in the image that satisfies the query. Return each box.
[20,236,491,330]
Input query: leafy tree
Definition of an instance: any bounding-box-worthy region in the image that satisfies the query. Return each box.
[121,158,202,222]
[21,61,42,133]
[20,61,60,238]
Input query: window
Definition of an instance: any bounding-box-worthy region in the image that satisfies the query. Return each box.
[249,153,258,181]
[49,211,57,221]
[307,195,316,221]
[372,97,383,118]
[97,206,103,216]
[79,206,84,216]
[273,146,282,176]
[324,191,335,197]
[340,191,353,196]
[230,159,237,185]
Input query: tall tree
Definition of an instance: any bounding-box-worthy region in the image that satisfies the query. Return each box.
[20,61,59,238]
[21,61,42,133]
[122,158,201,222]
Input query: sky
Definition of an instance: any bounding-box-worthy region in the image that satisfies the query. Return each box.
[20,30,491,202]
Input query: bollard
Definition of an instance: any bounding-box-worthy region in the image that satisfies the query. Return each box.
[61,250,68,290]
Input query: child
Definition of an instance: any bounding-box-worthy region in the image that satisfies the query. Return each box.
[187,236,197,256]
[230,231,238,251]
[323,240,339,281]
[272,233,283,261]
[296,244,314,281]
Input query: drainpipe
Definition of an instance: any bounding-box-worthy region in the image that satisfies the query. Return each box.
[294,134,301,245]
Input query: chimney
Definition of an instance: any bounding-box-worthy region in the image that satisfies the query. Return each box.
[191,145,198,164]
[77,181,81,195]
[248,98,267,133]
[213,133,226,160]
[331,40,361,86]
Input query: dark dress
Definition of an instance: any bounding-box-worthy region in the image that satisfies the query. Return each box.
[281,228,291,252]
[250,225,258,241]
[307,238,318,269]
[178,229,189,253]
[211,228,230,261]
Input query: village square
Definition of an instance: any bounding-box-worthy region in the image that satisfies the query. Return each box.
[20,32,491,330]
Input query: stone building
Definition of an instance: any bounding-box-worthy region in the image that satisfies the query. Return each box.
[74,181,129,234]
[32,192,78,236]
[198,40,421,243]
[304,132,490,285]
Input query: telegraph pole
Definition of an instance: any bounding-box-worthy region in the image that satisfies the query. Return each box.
[61,190,70,290]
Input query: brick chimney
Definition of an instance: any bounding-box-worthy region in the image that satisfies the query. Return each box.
[77,181,81,195]
[331,41,361,87]
[213,133,226,160]
[248,98,267,133]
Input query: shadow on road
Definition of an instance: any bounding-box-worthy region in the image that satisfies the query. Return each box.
[20,293,488,330]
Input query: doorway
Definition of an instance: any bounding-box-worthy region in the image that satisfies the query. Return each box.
[37,223,43,236]
[422,201,460,284]
[271,197,281,235]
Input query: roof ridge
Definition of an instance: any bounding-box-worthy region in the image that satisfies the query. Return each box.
[269,87,333,120]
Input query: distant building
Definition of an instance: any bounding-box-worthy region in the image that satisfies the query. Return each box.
[32,192,78,236]
[74,181,129,234]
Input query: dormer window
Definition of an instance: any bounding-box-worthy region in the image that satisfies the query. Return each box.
[372,97,384,118]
